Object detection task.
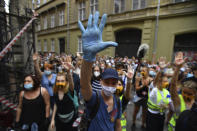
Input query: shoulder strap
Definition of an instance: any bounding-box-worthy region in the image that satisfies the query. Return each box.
[116,96,121,115]
[67,90,79,109]
[89,91,100,120]
[86,91,101,130]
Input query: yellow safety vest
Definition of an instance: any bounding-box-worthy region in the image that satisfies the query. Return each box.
[168,95,186,131]
[147,88,170,113]
[119,95,126,131]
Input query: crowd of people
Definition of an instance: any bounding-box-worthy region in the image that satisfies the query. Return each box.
[13,12,197,131]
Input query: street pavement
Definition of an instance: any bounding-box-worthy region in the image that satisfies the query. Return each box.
[126,101,146,131]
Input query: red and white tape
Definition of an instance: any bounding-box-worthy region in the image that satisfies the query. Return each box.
[0,96,17,111]
[0,16,37,60]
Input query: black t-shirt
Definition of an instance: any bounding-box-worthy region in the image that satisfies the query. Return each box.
[54,92,75,115]
[136,81,149,98]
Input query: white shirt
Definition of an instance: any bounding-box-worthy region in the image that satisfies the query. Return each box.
[148,82,171,114]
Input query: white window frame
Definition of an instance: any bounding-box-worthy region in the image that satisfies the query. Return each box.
[114,0,125,13]
[44,16,47,29]
[90,0,98,14]
[44,40,47,52]
[51,39,55,52]
[37,40,41,52]
[78,37,83,53]
[78,1,86,21]
[59,10,64,26]
[51,14,55,28]
[132,0,146,10]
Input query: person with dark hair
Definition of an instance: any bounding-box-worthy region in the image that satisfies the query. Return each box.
[91,65,102,92]
[182,64,197,83]
[79,12,122,131]
[116,65,134,131]
[15,74,50,131]
[33,53,57,109]
[132,66,152,128]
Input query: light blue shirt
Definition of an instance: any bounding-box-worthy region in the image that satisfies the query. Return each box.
[41,73,56,96]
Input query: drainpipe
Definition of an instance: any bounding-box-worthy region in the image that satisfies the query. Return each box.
[152,0,160,64]
[67,0,70,54]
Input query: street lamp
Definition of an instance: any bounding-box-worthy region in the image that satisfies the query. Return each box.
[152,0,160,64]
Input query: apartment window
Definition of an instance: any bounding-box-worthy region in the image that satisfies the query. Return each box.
[51,14,55,28]
[44,40,47,52]
[37,23,40,31]
[174,0,189,2]
[37,40,41,52]
[90,0,98,14]
[78,37,83,53]
[51,39,55,52]
[36,0,40,7]
[59,10,64,26]
[44,16,47,29]
[133,0,146,10]
[32,0,35,9]
[114,0,125,13]
[78,1,86,20]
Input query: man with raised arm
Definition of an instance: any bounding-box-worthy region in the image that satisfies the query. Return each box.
[78,12,122,131]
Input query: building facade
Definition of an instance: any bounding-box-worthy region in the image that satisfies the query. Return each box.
[35,0,197,61]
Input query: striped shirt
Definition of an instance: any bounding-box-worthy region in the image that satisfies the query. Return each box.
[92,79,102,92]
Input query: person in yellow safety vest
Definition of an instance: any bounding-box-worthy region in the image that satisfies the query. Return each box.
[146,56,171,131]
[168,52,196,131]
[115,65,134,131]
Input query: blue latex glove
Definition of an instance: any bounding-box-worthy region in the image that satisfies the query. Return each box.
[78,12,118,62]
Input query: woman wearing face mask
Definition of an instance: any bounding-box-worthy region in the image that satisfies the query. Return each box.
[50,60,78,131]
[132,66,152,128]
[149,67,157,78]
[33,53,57,109]
[168,52,197,131]
[15,74,50,131]
[116,65,133,131]
[146,57,171,131]
[91,65,102,92]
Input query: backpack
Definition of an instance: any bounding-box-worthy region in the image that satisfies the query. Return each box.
[79,92,121,131]
[67,90,79,115]
[175,106,197,131]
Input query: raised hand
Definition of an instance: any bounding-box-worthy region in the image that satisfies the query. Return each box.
[33,53,39,61]
[174,52,186,67]
[78,12,118,62]
[126,65,134,80]
[61,56,74,71]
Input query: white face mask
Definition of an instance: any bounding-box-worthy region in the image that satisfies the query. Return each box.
[94,71,100,77]
[75,68,80,75]
[102,85,116,96]
[101,66,105,70]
